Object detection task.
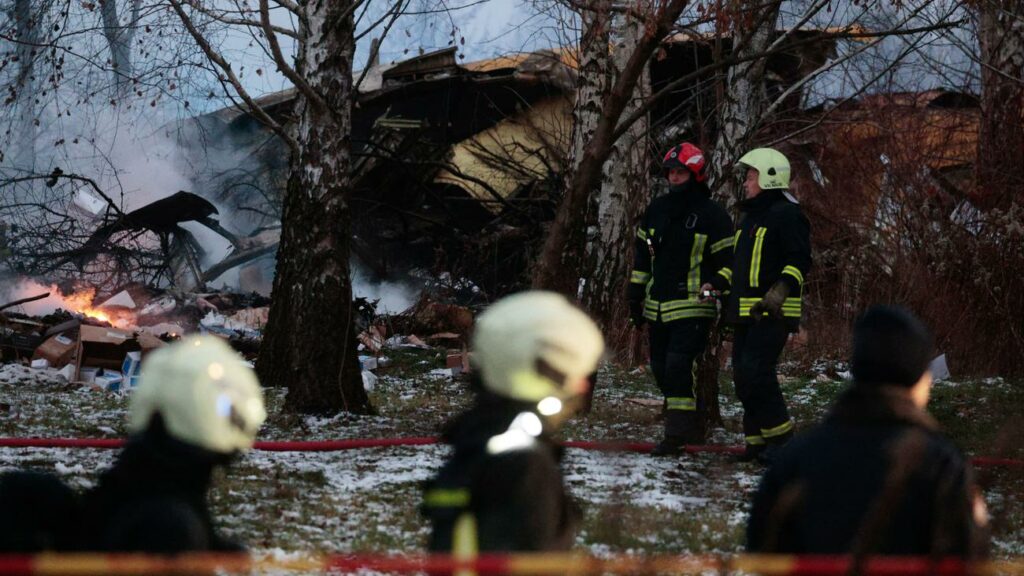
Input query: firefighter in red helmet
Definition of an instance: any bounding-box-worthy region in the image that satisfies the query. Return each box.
[628,142,734,455]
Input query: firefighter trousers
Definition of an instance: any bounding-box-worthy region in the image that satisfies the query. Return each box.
[732,318,793,447]
[649,319,711,439]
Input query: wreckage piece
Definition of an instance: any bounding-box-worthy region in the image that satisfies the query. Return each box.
[0,292,51,313]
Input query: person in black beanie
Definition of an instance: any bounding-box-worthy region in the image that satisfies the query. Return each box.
[747,305,988,557]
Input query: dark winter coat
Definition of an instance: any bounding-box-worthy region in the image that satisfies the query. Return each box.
[747,385,987,557]
[715,189,811,330]
[629,181,734,323]
[80,416,243,553]
[422,392,579,553]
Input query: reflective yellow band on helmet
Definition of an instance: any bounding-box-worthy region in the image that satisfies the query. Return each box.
[718,267,733,283]
[762,420,794,438]
[424,488,471,509]
[782,265,804,285]
[667,397,697,411]
[738,297,802,318]
[745,435,766,446]
[750,227,767,288]
[710,236,735,254]
[636,228,649,241]
[630,270,652,285]
[452,512,478,576]
[687,234,707,296]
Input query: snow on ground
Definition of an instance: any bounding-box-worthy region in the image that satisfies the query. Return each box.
[0,353,1022,564]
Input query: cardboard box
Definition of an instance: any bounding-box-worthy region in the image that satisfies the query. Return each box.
[33,333,77,367]
[122,351,142,377]
[75,325,164,381]
[79,367,99,384]
[94,371,123,392]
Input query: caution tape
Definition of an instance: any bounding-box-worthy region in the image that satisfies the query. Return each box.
[0,552,1022,575]
[0,437,1020,468]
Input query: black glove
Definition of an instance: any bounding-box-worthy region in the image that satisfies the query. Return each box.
[750,281,790,321]
[629,299,646,327]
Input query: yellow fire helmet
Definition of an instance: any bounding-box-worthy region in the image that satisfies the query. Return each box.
[472,291,604,404]
[738,147,791,190]
[128,336,266,454]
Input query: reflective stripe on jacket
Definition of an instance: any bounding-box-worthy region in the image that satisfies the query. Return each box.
[720,189,811,325]
[628,181,734,323]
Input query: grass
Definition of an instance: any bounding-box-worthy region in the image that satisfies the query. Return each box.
[0,348,1022,560]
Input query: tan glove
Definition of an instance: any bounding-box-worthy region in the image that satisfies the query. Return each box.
[750,281,790,321]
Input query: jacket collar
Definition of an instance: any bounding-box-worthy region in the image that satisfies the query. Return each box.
[739,188,785,213]
[827,384,939,432]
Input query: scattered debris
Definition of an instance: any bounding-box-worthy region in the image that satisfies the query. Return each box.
[931,354,950,381]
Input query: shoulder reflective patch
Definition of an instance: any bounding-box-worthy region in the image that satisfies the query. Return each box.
[783,191,800,204]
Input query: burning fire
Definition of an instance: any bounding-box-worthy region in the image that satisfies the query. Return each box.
[62,287,111,323]
[3,279,138,328]
[61,287,138,328]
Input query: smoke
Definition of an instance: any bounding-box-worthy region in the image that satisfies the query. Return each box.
[351,263,420,314]
[0,278,91,317]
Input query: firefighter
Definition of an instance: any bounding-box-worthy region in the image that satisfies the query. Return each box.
[422,291,604,555]
[80,336,266,552]
[628,142,734,456]
[702,147,811,463]
[747,306,988,557]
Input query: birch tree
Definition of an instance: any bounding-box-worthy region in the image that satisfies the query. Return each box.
[580,7,652,341]
[533,0,690,296]
[99,0,142,95]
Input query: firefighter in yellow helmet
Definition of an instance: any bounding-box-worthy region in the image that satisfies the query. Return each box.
[702,148,811,464]
[422,291,604,555]
[81,336,266,552]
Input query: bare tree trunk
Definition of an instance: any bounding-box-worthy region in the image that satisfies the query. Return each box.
[581,9,652,353]
[100,0,140,94]
[11,0,38,171]
[699,0,782,429]
[256,0,371,415]
[977,0,1024,208]
[707,1,782,210]
[533,0,690,295]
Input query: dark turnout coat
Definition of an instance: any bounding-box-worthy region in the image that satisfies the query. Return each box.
[629,180,734,323]
[422,393,579,553]
[80,417,243,553]
[747,385,987,557]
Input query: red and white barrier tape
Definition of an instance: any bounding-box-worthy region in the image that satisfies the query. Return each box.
[0,552,1018,576]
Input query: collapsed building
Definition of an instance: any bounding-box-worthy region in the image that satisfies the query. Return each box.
[169,29,846,298]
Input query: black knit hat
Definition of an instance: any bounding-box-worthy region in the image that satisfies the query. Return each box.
[851,305,934,387]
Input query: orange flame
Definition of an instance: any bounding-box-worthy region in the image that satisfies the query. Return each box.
[60,287,136,328]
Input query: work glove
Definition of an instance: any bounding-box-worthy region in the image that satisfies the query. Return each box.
[628,299,646,327]
[750,281,790,321]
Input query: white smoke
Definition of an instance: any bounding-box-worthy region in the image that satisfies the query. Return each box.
[0,278,88,317]
[351,263,420,314]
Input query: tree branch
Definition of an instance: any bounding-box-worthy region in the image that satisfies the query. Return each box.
[611,18,966,143]
[168,0,298,155]
[259,0,328,111]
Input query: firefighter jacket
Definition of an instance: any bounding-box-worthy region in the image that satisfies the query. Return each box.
[747,385,988,557]
[80,415,243,552]
[422,392,579,555]
[629,181,734,323]
[713,189,811,328]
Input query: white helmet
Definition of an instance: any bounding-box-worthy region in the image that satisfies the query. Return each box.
[128,336,266,454]
[472,291,604,404]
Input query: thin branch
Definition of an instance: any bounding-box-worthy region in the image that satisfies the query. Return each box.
[181,2,301,40]
[260,0,328,111]
[167,0,298,155]
[611,18,966,143]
